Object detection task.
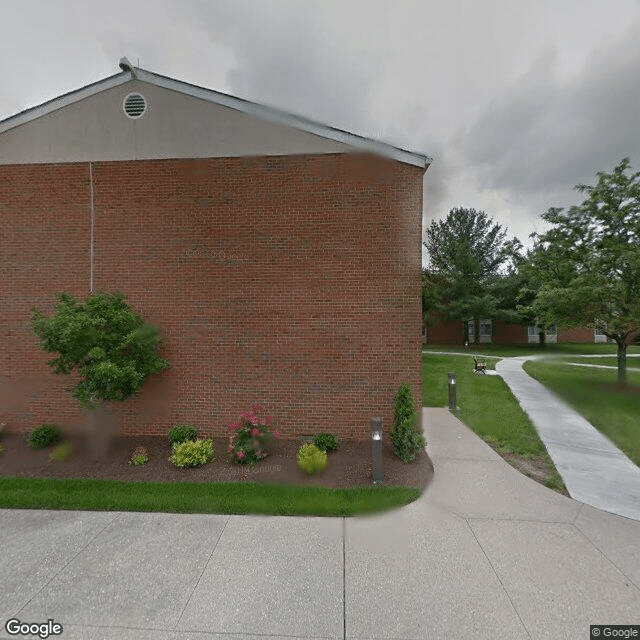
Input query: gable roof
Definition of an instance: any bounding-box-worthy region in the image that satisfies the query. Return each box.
[0,65,432,169]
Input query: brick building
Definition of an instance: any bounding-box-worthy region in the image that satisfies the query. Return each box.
[0,62,431,440]
[424,317,605,345]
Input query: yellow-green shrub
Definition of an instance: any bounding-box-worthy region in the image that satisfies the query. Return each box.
[297,443,327,475]
[49,441,74,463]
[171,438,214,468]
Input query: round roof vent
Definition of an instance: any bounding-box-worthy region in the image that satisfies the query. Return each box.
[123,93,147,119]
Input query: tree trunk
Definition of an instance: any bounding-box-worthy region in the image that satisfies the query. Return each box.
[616,339,627,385]
[474,317,480,345]
[86,403,114,459]
[463,319,470,346]
[539,330,546,347]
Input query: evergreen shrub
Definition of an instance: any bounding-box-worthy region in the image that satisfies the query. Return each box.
[169,424,198,445]
[28,424,63,449]
[390,383,426,463]
[313,433,338,453]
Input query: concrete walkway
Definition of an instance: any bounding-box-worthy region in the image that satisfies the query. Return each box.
[496,356,640,521]
[2,408,639,639]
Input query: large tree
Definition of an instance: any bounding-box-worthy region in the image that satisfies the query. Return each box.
[32,291,170,453]
[423,207,521,343]
[528,158,640,382]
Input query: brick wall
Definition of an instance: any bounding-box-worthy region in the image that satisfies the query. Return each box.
[425,317,529,345]
[558,327,594,342]
[1,153,424,440]
[492,320,528,344]
[425,314,463,344]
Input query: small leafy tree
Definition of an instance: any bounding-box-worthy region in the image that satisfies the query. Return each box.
[527,158,640,383]
[32,291,170,409]
[390,382,426,463]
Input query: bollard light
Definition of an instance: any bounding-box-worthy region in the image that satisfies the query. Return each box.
[448,372,457,412]
[371,417,383,485]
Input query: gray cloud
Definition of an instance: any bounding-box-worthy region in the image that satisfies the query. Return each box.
[3,0,640,255]
[458,16,640,211]
[189,0,384,137]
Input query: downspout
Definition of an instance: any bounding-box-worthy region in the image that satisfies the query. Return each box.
[89,161,95,293]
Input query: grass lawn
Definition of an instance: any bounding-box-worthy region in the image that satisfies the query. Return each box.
[523,360,640,468]
[423,342,640,358]
[559,355,640,367]
[422,353,567,492]
[0,477,420,517]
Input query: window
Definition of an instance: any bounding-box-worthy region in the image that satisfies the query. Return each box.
[527,325,557,336]
[479,319,492,337]
[469,319,492,338]
[594,328,608,343]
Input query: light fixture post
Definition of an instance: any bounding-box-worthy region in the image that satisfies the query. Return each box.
[371,417,383,485]
[448,372,457,412]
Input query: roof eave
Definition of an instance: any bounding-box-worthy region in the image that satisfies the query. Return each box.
[0,67,432,169]
[134,69,431,168]
[0,71,133,135]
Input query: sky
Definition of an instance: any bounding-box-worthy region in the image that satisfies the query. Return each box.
[2,0,640,265]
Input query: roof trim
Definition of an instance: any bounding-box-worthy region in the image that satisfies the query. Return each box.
[0,73,132,135]
[0,67,432,169]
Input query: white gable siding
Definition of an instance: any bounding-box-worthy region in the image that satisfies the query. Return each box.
[0,79,350,165]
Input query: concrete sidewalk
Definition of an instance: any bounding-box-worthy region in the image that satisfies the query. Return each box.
[496,356,640,521]
[2,408,639,639]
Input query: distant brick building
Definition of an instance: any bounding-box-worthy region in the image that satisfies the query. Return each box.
[424,316,606,345]
[0,62,431,440]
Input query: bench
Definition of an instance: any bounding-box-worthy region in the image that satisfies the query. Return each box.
[473,357,487,374]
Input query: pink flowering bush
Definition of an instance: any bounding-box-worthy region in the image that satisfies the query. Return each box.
[227,404,280,466]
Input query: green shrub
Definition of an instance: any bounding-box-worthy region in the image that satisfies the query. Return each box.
[313,433,338,453]
[390,414,426,463]
[48,441,74,463]
[169,424,198,445]
[129,446,149,466]
[393,382,415,428]
[297,443,328,475]
[390,383,426,463]
[28,424,63,449]
[171,439,214,468]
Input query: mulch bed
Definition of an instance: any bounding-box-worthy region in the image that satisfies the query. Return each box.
[0,431,433,491]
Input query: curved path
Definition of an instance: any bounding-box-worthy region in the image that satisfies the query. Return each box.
[496,356,640,521]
